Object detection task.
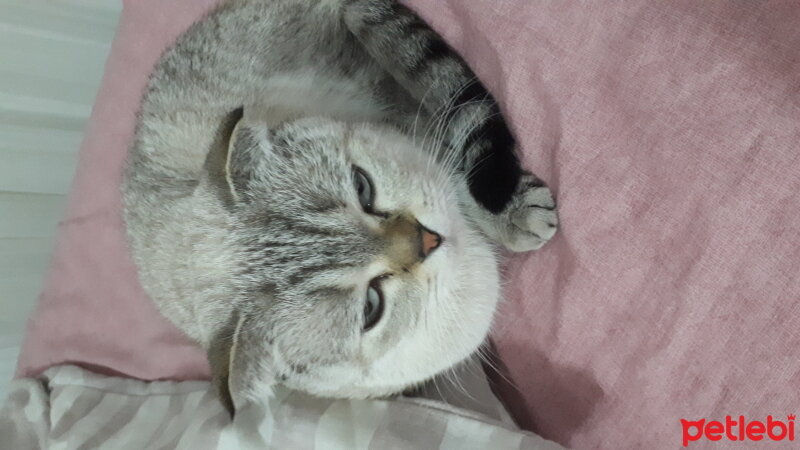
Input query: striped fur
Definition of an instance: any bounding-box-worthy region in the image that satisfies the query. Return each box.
[345,0,522,213]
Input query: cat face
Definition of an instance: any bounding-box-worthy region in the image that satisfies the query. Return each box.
[213,116,500,411]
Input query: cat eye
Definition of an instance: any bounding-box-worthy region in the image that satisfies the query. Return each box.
[353,166,375,212]
[363,278,386,332]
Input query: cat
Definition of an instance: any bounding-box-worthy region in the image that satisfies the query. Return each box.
[122,0,557,415]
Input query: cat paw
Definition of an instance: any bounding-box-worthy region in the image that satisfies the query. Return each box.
[467,174,558,252]
[504,176,558,251]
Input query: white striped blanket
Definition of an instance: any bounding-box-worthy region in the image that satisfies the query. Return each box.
[0,365,563,449]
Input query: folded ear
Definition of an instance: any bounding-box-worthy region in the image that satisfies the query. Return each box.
[207,310,276,417]
[224,117,274,202]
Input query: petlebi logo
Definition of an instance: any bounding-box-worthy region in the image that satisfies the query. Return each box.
[681,415,796,447]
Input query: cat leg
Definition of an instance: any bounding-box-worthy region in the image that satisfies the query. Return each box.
[343,0,557,251]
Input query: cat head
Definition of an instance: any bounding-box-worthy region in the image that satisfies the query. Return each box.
[207,113,500,415]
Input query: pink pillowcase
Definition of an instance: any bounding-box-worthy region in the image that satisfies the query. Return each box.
[16,0,219,381]
[18,0,800,448]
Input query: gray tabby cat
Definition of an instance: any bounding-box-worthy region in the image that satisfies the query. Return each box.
[122,0,557,415]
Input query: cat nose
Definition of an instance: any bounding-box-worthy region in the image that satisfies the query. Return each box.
[419,224,442,258]
[380,215,442,266]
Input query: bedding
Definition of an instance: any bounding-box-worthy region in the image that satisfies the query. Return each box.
[0,339,21,405]
[9,0,800,449]
[0,365,561,450]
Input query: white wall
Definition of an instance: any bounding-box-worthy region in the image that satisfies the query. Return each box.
[0,0,121,393]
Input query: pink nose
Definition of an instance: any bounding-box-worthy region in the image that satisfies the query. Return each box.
[420,226,442,258]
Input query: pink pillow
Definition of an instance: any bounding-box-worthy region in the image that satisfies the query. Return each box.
[18,0,800,449]
[16,0,219,381]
